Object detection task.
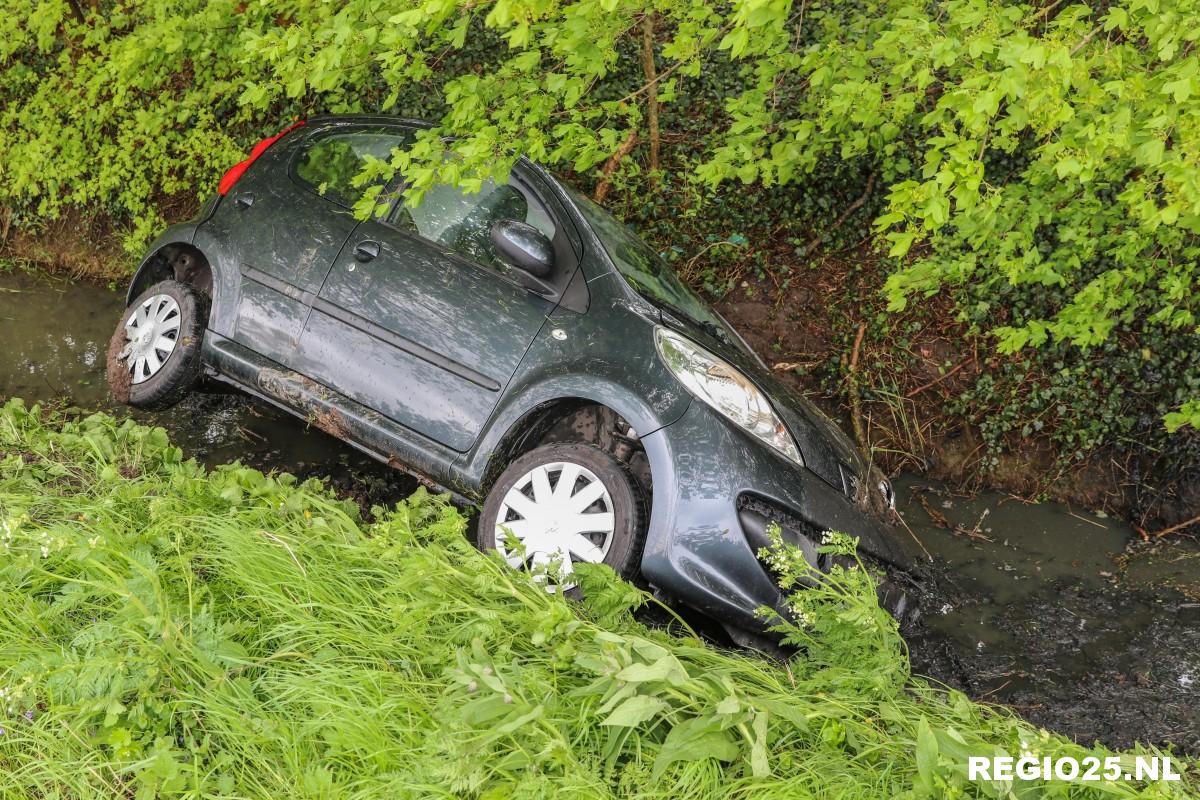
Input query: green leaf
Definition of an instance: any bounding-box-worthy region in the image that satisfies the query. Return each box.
[1165,400,1200,432]
[601,695,669,727]
[915,719,938,791]
[1136,138,1165,165]
[888,231,919,259]
[750,710,771,777]
[719,27,749,58]
[652,716,740,780]
[214,639,249,665]
[1162,76,1194,103]
[615,654,689,686]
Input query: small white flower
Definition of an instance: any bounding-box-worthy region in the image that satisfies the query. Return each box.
[787,602,813,628]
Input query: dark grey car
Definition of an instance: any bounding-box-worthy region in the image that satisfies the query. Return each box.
[108,115,912,641]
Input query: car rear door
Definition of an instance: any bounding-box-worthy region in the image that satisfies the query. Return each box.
[290,168,576,452]
[214,122,413,364]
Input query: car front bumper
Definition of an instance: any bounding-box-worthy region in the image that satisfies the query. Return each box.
[638,400,912,633]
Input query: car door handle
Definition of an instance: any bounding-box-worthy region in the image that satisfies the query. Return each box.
[353,240,381,262]
[234,193,255,209]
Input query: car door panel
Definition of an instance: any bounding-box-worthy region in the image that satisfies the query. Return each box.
[217,123,413,365]
[233,266,317,360]
[218,144,358,363]
[292,306,501,452]
[292,220,554,452]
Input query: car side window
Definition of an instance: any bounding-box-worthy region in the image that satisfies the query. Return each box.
[293,127,412,208]
[387,177,556,272]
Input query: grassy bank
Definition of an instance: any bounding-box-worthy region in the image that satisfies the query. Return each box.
[0,400,1193,798]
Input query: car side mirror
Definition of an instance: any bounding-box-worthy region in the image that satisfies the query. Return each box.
[490,219,555,282]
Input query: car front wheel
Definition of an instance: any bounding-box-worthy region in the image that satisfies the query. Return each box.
[106,280,207,411]
[480,443,646,584]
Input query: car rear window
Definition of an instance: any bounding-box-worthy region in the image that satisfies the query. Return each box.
[292,127,412,208]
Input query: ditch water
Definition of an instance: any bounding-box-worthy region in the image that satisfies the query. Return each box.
[2,266,1198,753]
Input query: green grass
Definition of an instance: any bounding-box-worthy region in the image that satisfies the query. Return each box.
[0,399,1194,799]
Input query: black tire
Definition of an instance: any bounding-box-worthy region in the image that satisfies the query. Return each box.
[106,280,207,411]
[480,443,647,581]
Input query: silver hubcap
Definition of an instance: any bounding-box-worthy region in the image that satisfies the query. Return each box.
[495,461,617,582]
[121,294,181,384]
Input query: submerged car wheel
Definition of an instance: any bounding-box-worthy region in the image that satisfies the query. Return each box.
[106,280,207,411]
[480,443,646,585]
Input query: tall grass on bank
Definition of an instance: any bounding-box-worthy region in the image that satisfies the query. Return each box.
[0,400,1193,799]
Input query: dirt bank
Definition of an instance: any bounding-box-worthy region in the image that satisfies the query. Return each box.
[715,268,1200,536]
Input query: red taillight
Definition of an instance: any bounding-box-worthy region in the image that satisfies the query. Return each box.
[217,120,306,196]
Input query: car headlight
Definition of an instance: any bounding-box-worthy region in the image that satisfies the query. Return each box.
[654,327,803,465]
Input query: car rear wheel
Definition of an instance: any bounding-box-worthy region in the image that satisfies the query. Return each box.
[106,280,207,411]
[480,443,646,586]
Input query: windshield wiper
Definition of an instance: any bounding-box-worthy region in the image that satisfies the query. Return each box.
[635,291,731,345]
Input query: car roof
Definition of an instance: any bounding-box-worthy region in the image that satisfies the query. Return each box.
[303,114,434,130]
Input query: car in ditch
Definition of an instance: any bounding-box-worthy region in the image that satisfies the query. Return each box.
[107,115,915,644]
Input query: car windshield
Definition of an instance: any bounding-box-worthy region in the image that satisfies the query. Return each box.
[566,186,727,331]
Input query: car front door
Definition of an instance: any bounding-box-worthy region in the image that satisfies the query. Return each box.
[291,169,575,452]
[221,123,412,364]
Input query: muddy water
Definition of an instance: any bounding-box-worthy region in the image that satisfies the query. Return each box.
[896,477,1200,751]
[2,267,1198,752]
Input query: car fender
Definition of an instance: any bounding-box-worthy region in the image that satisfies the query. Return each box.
[125,223,201,305]
[455,370,691,494]
[189,224,243,339]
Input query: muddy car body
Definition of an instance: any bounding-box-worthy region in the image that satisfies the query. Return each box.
[111,115,911,640]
